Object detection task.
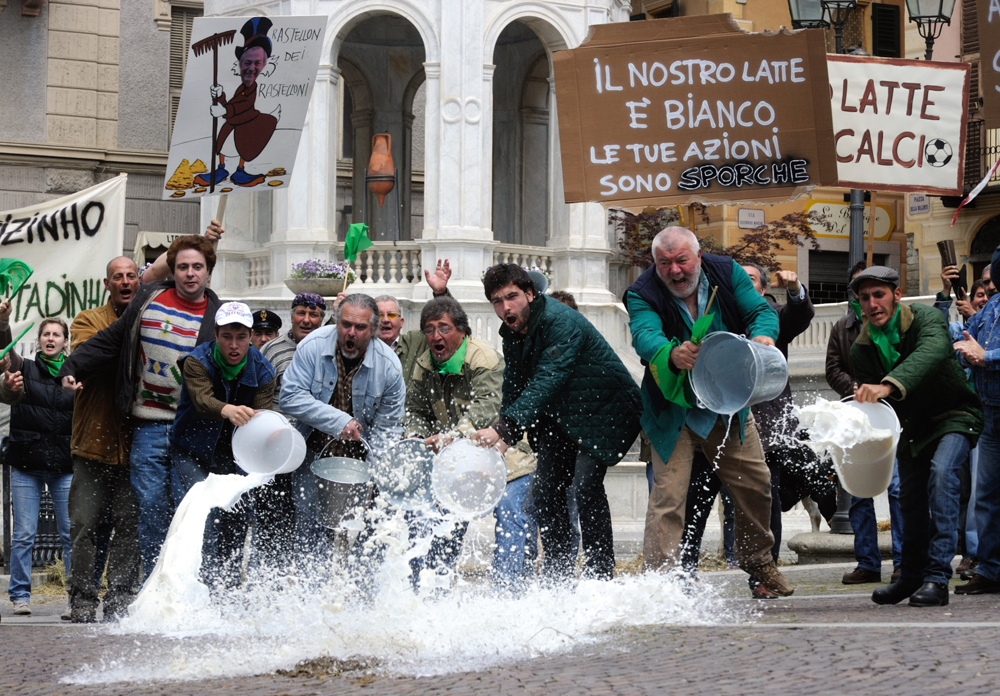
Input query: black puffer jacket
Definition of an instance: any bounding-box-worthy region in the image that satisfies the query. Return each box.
[6,358,74,474]
[495,294,642,467]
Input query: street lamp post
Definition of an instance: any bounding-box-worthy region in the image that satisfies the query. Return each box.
[905,0,957,60]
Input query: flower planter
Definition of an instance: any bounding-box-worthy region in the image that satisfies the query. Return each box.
[284,278,354,296]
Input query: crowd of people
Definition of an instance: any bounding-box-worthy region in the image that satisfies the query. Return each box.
[3,222,997,622]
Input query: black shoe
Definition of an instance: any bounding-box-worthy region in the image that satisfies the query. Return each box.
[909,581,949,607]
[872,580,921,605]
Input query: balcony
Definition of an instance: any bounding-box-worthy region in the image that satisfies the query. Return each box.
[964,120,1000,193]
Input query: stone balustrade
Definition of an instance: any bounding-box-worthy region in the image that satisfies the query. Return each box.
[491,245,554,275]
[244,252,271,292]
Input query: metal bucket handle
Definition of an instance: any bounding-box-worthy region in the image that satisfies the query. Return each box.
[319,433,373,460]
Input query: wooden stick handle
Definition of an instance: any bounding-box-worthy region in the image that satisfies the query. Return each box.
[704,286,719,316]
[342,263,351,294]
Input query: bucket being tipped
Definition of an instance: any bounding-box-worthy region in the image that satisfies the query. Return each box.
[832,398,901,498]
[689,331,788,414]
[310,456,372,530]
[232,410,307,476]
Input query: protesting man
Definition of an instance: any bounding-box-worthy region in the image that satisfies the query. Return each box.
[59,235,223,578]
[279,293,405,555]
[475,264,641,581]
[170,302,275,588]
[403,296,528,586]
[626,226,793,596]
[851,267,982,607]
[952,246,1000,596]
[827,262,904,586]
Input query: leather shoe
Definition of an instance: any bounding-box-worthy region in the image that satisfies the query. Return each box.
[842,566,881,584]
[891,566,900,584]
[955,574,1000,595]
[872,580,921,605]
[909,581,949,607]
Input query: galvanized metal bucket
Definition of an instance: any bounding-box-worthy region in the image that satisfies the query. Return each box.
[310,456,372,530]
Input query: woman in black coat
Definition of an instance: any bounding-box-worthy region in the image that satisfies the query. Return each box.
[0,314,74,617]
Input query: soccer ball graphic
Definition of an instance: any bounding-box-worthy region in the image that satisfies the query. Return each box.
[924,139,953,168]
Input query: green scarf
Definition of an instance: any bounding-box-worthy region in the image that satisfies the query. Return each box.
[432,337,467,375]
[850,300,862,321]
[867,305,901,372]
[213,343,247,382]
[36,351,65,378]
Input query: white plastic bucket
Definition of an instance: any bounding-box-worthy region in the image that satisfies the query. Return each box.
[431,439,507,517]
[232,410,307,476]
[832,397,901,498]
[689,331,788,414]
[371,438,436,510]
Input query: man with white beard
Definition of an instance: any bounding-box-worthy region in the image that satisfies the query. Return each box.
[624,226,794,596]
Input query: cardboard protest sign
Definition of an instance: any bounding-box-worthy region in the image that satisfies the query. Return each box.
[978,0,1000,129]
[164,15,327,200]
[0,175,125,353]
[552,15,838,209]
[829,55,969,196]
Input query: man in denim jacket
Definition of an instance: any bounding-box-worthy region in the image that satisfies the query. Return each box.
[279,293,405,556]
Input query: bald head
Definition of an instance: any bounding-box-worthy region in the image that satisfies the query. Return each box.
[105,256,139,313]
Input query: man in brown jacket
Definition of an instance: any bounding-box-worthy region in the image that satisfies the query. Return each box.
[65,256,143,623]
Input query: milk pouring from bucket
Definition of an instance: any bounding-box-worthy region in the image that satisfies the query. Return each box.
[232,410,307,475]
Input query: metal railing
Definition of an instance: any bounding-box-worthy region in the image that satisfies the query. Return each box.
[964,120,1000,190]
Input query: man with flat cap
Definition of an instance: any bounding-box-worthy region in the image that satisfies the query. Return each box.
[851,266,982,607]
[250,309,282,351]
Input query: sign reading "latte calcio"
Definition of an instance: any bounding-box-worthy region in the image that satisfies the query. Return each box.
[829,55,969,196]
[552,15,838,209]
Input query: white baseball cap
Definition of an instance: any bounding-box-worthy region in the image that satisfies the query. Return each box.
[215,301,253,329]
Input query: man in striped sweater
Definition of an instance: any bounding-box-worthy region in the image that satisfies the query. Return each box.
[60,235,222,578]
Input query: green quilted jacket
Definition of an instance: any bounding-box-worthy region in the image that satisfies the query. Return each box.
[497,294,641,466]
[851,302,982,460]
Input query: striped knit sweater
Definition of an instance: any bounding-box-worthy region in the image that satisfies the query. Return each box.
[133,289,208,420]
[261,330,297,417]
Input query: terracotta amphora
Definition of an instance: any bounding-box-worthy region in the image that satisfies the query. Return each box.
[367,133,395,207]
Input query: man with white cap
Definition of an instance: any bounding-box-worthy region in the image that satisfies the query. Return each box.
[169,301,276,588]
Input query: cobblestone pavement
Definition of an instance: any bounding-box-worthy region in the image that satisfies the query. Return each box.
[3,561,999,696]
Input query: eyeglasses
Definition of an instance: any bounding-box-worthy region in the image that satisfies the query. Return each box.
[422,325,455,337]
[379,312,401,320]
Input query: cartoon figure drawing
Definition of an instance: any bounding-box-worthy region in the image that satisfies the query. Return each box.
[194,17,281,189]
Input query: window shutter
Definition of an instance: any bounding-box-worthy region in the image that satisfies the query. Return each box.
[871,3,901,58]
[168,7,202,140]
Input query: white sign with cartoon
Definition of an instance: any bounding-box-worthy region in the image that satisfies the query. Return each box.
[829,55,969,196]
[163,15,327,200]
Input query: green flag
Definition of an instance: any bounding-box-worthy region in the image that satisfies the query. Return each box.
[344,223,373,263]
[0,259,33,298]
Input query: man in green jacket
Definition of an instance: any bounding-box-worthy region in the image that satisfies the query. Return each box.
[625,226,792,596]
[850,266,982,607]
[475,265,641,581]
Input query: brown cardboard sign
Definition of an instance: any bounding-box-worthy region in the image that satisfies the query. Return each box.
[979,0,1000,130]
[552,15,838,209]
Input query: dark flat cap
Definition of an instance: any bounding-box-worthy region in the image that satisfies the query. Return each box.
[251,309,282,331]
[849,266,899,294]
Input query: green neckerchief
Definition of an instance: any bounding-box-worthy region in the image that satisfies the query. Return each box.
[647,311,716,409]
[213,343,247,382]
[36,351,65,378]
[867,305,901,372]
[432,337,467,375]
[850,300,862,321]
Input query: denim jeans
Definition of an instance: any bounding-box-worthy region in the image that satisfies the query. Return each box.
[130,421,180,579]
[492,473,537,588]
[848,460,903,571]
[974,407,1000,582]
[966,446,979,557]
[172,446,250,590]
[8,468,72,601]
[898,433,970,585]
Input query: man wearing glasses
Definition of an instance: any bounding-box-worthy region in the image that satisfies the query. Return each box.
[373,258,451,385]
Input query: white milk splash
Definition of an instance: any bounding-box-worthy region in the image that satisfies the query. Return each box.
[65,475,745,685]
[794,398,892,453]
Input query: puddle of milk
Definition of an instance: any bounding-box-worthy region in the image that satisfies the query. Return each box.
[63,473,746,684]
